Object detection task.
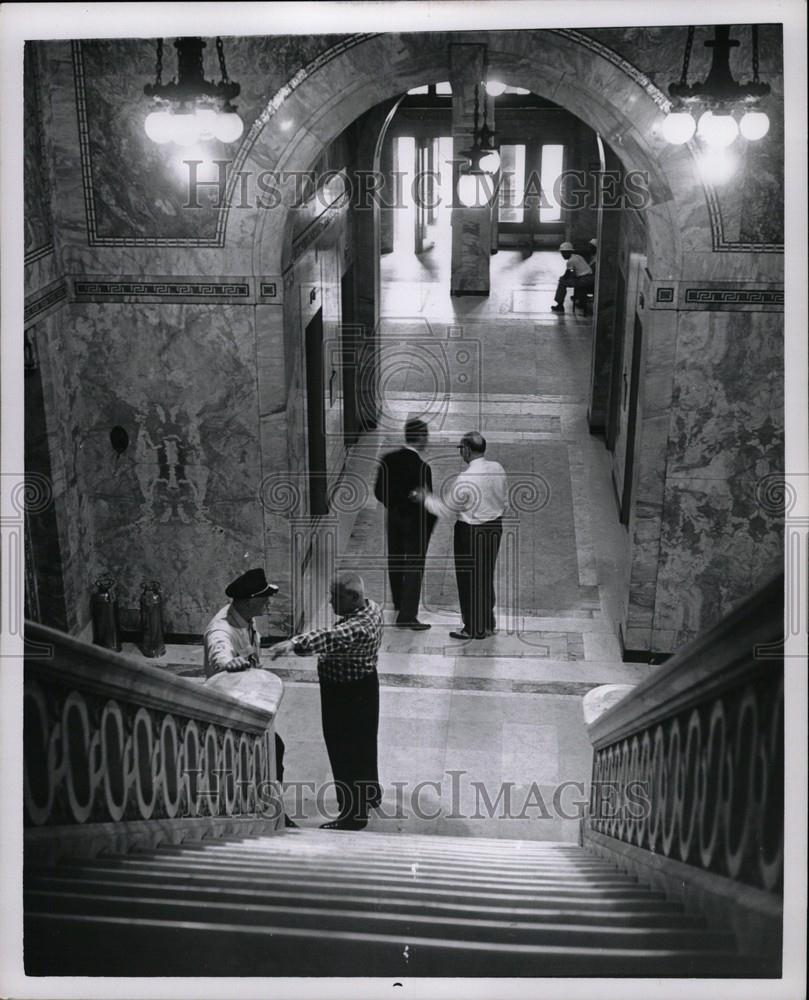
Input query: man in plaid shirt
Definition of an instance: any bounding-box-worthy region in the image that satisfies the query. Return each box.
[270,571,383,830]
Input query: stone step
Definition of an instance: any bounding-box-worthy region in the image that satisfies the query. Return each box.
[25,889,736,952]
[24,912,754,977]
[27,874,704,927]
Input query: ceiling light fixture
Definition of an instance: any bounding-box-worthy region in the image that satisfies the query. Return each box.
[144,37,244,146]
[457,83,501,207]
[662,25,770,147]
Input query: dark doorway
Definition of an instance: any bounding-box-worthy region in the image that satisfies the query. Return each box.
[305,308,328,515]
[606,266,627,453]
[620,312,644,525]
[340,266,359,447]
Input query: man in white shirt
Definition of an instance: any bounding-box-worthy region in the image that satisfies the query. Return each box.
[551,241,594,313]
[412,431,508,640]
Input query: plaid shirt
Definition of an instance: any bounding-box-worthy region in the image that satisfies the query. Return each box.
[291,599,383,684]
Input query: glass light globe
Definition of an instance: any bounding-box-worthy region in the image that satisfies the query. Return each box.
[739,111,770,141]
[172,112,200,147]
[144,110,173,144]
[194,108,218,140]
[214,111,244,144]
[485,79,507,97]
[660,111,696,144]
[697,111,739,149]
[478,150,501,174]
[457,172,492,208]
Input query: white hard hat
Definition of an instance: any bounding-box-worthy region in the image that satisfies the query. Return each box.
[559,241,574,251]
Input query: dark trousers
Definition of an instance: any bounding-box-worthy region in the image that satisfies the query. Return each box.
[555,271,594,306]
[454,517,503,638]
[320,672,381,821]
[386,508,431,621]
[274,733,285,782]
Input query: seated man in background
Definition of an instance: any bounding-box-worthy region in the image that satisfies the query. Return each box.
[551,240,594,313]
[270,572,384,831]
[204,567,295,827]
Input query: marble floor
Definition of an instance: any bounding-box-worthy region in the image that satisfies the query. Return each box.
[141,249,648,842]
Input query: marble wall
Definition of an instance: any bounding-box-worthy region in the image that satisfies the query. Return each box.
[654,309,784,648]
[65,303,264,634]
[24,44,94,632]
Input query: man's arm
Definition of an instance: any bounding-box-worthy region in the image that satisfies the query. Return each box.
[374,457,389,507]
[270,611,377,660]
[205,627,255,674]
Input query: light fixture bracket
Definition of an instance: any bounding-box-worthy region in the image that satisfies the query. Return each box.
[668,25,770,110]
[144,37,240,110]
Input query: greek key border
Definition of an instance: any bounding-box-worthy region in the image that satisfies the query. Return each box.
[24,279,68,326]
[71,278,251,303]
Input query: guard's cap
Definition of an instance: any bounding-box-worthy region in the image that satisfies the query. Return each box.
[589,238,598,247]
[559,241,575,251]
[225,568,279,599]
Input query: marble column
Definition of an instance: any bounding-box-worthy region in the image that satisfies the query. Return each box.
[449,44,491,296]
[353,101,399,429]
[379,134,395,256]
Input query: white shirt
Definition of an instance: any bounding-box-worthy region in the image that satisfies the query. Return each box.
[424,457,507,525]
[563,253,593,277]
[203,604,260,677]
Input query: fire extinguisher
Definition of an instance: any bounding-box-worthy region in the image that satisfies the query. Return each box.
[140,580,166,658]
[91,576,121,652]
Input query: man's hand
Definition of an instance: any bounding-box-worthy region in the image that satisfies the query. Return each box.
[269,639,297,661]
[224,655,253,672]
[408,488,425,503]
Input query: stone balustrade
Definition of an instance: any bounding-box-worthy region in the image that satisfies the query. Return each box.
[24,622,285,862]
[583,574,784,963]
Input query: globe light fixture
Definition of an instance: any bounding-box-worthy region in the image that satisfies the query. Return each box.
[484,79,507,97]
[739,110,770,141]
[660,111,697,144]
[478,149,501,174]
[662,25,770,148]
[143,37,244,146]
[456,83,499,204]
[457,171,494,209]
[172,112,201,147]
[144,109,173,144]
[697,110,739,149]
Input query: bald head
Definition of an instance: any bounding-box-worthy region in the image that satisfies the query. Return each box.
[330,571,366,615]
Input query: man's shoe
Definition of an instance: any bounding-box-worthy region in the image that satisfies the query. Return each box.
[449,629,474,640]
[551,304,565,313]
[320,818,368,831]
[395,619,431,630]
[283,814,298,829]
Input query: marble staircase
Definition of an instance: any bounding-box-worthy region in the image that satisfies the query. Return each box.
[24,828,755,977]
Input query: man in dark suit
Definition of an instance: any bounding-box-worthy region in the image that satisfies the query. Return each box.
[374,418,436,630]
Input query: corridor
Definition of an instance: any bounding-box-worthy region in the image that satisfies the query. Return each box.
[268,248,650,839]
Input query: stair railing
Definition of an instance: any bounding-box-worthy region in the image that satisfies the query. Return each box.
[583,573,784,966]
[23,621,285,865]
